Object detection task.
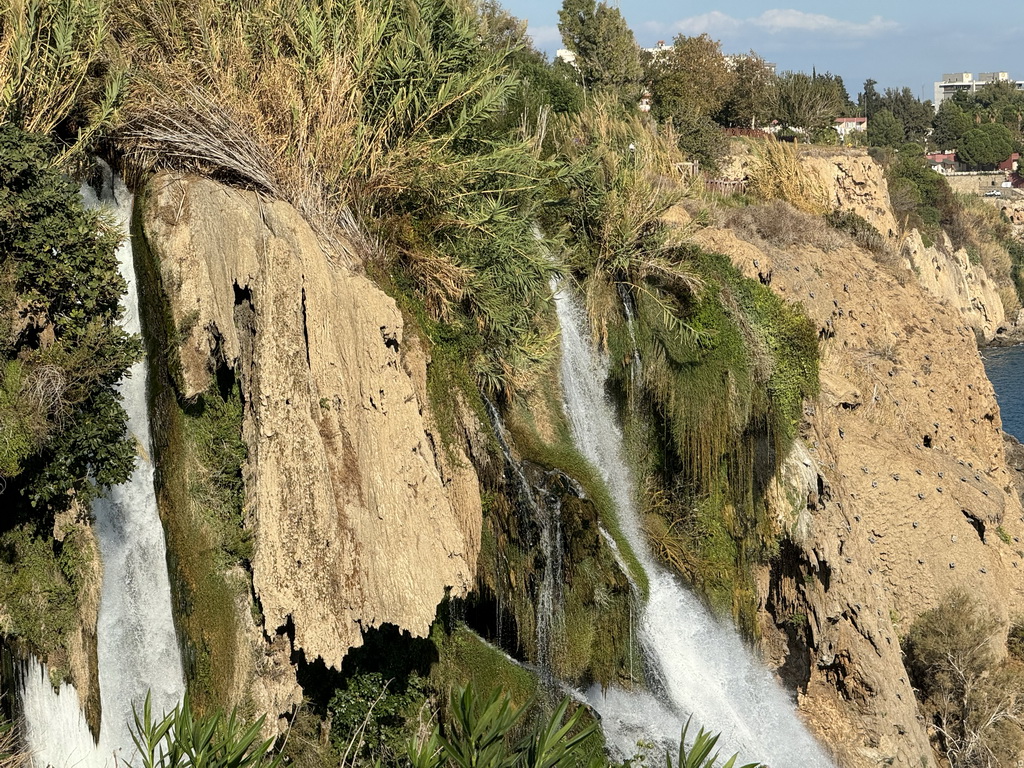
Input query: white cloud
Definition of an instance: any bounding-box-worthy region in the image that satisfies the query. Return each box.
[670,11,743,36]
[526,24,562,49]
[671,8,898,38]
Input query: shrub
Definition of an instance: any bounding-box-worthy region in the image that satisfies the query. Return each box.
[904,591,1024,767]
[666,717,760,768]
[411,683,598,768]
[0,125,139,514]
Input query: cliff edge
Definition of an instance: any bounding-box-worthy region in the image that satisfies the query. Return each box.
[694,152,1024,767]
[140,173,482,716]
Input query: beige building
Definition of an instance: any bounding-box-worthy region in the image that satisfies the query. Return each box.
[933,71,1024,108]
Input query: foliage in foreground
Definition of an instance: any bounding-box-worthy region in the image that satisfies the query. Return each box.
[0,706,25,768]
[131,695,280,768]
[667,718,760,768]
[133,682,767,768]
[410,685,596,768]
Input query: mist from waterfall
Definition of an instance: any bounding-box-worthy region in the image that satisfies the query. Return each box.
[19,169,185,767]
[553,281,833,767]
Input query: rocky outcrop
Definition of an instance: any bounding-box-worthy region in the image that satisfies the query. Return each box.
[802,152,900,238]
[697,209,1024,767]
[141,174,481,690]
[804,151,1006,342]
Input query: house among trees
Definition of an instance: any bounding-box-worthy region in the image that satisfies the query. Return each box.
[925,152,964,174]
[834,116,867,141]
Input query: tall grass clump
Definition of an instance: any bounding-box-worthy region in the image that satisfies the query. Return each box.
[0,706,26,768]
[0,0,123,163]
[745,141,828,215]
[548,96,707,362]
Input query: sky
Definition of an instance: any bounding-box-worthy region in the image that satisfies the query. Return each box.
[501,0,1024,100]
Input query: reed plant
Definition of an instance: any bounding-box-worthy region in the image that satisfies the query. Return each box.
[549,98,705,348]
[745,140,828,215]
[113,0,557,395]
[0,0,123,164]
[0,707,26,768]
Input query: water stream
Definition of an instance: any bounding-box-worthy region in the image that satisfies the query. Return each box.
[483,397,563,679]
[554,282,833,767]
[19,169,185,766]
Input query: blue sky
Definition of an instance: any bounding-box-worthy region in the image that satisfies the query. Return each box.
[501,1,1024,100]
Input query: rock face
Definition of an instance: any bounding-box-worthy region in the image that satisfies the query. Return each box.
[695,154,1024,767]
[141,174,481,681]
[802,152,900,238]
[804,151,1005,341]
[899,228,1005,342]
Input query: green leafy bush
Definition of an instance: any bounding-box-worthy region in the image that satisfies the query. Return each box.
[0,124,139,514]
[666,718,761,768]
[329,672,430,764]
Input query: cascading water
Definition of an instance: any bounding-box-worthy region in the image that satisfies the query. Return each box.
[616,283,642,385]
[554,282,833,767]
[19,168,185,766]
[483,397,563,678]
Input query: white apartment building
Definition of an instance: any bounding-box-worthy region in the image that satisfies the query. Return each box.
[933,72,1024,108]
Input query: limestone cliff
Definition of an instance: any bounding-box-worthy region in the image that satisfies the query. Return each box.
[696,152,1024,767]
[140,173,482,711]
[803,151,1006,342]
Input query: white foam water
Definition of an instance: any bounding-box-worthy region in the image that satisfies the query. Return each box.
[554,282,833,767]
[19,168,185,766]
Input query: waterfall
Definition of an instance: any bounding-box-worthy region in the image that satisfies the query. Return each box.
[616,283,642,385]
[482,397,563,678]
[19,168,185,766]
[553,283,833,767]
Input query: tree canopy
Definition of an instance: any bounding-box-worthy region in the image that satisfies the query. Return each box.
[768,71,846,138]
[958,122,1015,167]
[867,109,904,148]
[646,34,734,121]
[557,0,641,93]
[715,53,775,128]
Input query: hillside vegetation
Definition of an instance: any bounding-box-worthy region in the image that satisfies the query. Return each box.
[4,1,1024,767]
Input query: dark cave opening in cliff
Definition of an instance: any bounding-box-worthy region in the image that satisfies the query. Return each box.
[292,620,438,714]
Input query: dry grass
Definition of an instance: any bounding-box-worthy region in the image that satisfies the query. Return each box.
[746,140,829,215]
[0,0,123,163]
[0,707,25,768]
[722,200,843,252]
[951,195,1022,315]
[111,0,531,270]
[551,98,706,341]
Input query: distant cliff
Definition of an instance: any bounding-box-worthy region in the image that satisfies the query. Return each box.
[696,149,1024,767]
